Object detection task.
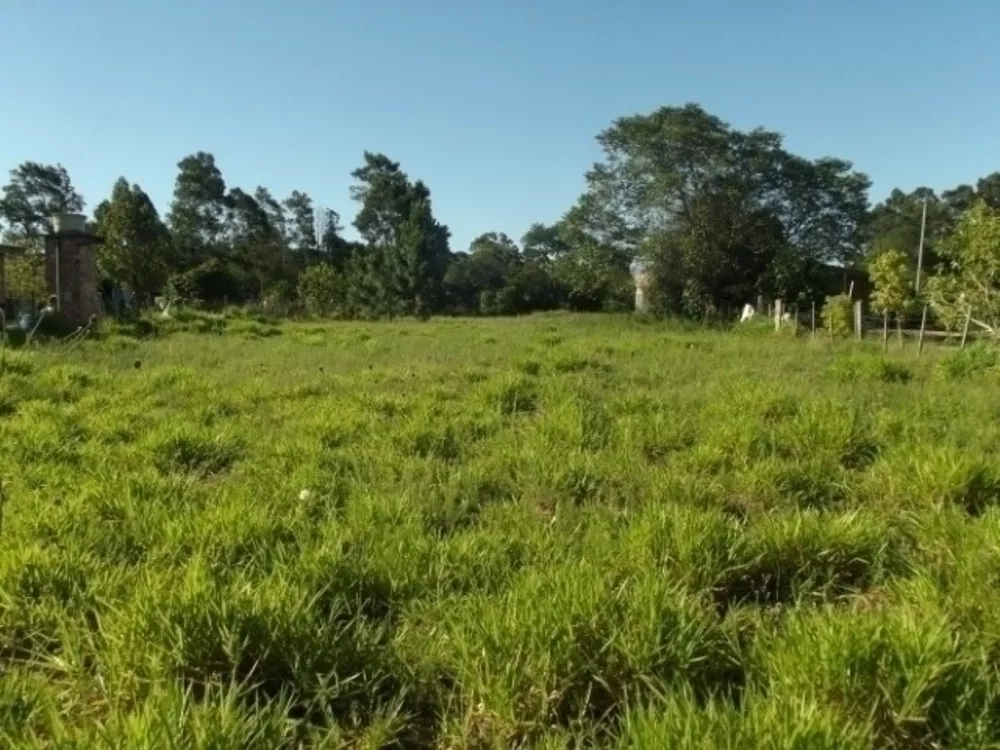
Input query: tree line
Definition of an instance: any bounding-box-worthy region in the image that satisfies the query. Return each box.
[2,102,999,323]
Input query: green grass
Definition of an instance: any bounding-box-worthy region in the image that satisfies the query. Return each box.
[2,312,1000,747]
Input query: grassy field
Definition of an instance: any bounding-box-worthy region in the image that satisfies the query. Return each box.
[3,312,1000,748]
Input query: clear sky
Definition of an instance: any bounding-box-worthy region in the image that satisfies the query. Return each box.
[1,0,998,252]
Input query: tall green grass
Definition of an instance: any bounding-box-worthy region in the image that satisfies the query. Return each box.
[1,313,998,747]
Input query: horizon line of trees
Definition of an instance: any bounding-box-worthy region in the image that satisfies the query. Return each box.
[2,102,999,323]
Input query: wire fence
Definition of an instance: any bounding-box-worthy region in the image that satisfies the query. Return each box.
[757,298,987,356]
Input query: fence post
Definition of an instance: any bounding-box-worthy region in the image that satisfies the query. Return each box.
[882,309,889,354]
[854,301,863,341]
[918,305,928,357]
[0,307,6,371]
[896,313,904,348]
[811,301,816,338]
[774,299,783,332]
[961,307,973,349]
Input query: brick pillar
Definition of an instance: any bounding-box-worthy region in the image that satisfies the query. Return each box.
[45,232,101,327]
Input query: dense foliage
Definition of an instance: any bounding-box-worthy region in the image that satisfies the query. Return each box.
[2,102,1000,322]
[925,201,1000,335]
[868,248,914,321]
[821,294,854,338]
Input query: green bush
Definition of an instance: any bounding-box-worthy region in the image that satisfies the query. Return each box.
[937,343,998,380]
[297,263,343,317]
[167,258,252,307]
[821,294,854,337]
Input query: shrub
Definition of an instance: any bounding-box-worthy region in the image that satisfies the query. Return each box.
[937,343,998,380]
[167,259,251,308]
[821,294,854,337]
[298,263,343,317]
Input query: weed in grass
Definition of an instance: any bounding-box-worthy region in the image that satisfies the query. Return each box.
[0,385,16,418]
[151,429,243,476]
[619,688,873,749]
[711,510,909,611]
[518,358,543,376]
[938,342,999,380]
[484,374,538,416]
[828,353,914,384]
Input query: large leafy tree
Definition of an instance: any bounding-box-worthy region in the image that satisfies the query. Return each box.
[251,186,291,278]
[446,233,523,314]
[226,188,273,247]
[93,178,173,300]
[445,232,564,314]
[253,187,289,245]
[867,176,1000,276]
[317,207,354,270]
[644,193,789,315]
[551,240,633,312]
[548,195,636,312]
[941,185,977,217]
[385,185,450,317]
[577,103,871,313]
[167,152,228,265]
[466,233,522,291]
[865,188,951,271]
[226,187,286,294]
[350,152,413,248]
[0,162,85,237]
[766,152,871,268]
[926,201,1000,335]
[283,190,317,252]
[974,173,1000,211]
[349,154,450,316]
[521,222,569,263]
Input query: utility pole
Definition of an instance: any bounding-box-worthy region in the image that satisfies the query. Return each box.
[915,197,927,294]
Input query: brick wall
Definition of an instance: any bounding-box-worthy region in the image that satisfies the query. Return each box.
[44,233,101,327]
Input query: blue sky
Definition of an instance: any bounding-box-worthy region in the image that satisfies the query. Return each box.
[1,0,998,252]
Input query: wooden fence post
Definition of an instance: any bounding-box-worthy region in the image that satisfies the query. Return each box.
[961,307,973,349]
[0,307,6,372]
[918,305,928,357]
[854,301,863,341]
[811,301,816,338]
[882,310,889,354]
[774,299,783,332]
